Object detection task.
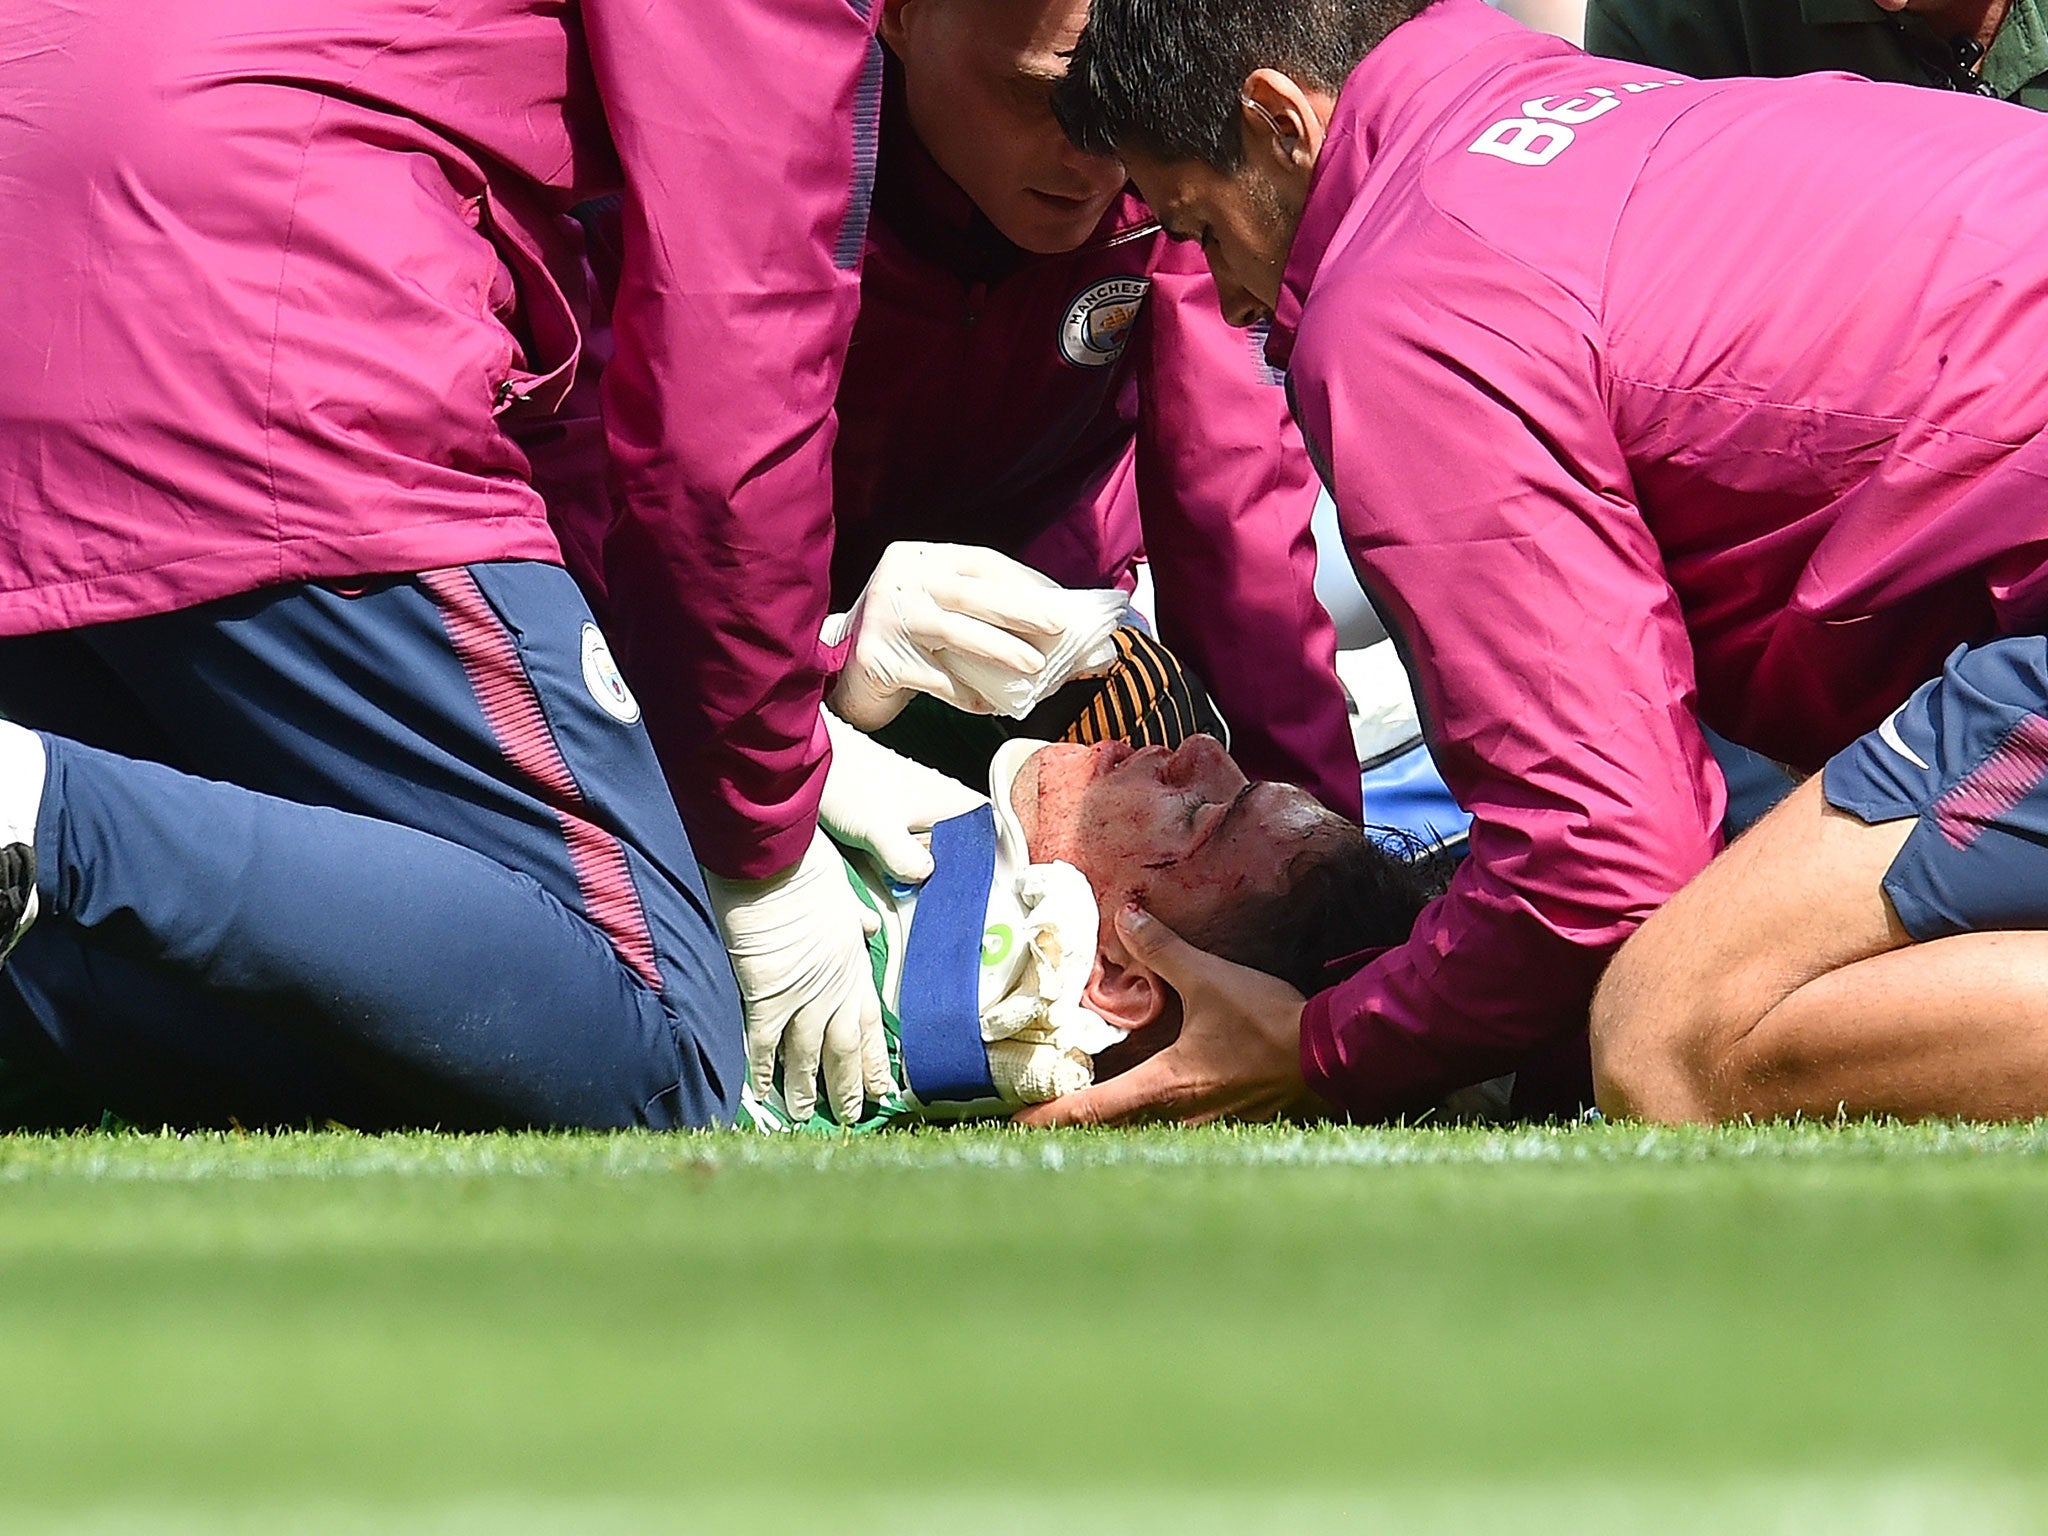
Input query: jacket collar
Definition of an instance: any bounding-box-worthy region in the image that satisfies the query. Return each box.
[1798,0,2048,97]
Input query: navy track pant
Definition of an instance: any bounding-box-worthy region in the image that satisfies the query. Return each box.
[1826,636,2048,944]
[0,561,743,1130]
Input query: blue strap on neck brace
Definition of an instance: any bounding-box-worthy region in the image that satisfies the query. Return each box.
[897,804,999,1103]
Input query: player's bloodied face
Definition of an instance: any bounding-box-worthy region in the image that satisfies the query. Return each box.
[1013,735,1346,940]
[881,0,1128,254]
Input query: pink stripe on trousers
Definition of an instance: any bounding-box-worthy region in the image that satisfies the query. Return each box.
[1932,713,2048,852]
[419,568,663,991]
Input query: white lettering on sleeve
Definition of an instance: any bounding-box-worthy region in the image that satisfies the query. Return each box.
[1466,80,1686,166]
[1467,117,1576,166]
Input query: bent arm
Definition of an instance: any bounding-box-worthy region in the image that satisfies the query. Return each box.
[1289,270,1725,1118]
[583,0,881,877]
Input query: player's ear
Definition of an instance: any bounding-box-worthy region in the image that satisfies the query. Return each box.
[877,0,922,54]
[1084,949,1169,1031]
[1240,69,1328,178]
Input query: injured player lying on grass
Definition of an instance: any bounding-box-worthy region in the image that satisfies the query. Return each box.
[745,722,1438,1130]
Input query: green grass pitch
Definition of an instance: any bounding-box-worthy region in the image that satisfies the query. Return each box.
[4,1121,2048,1533]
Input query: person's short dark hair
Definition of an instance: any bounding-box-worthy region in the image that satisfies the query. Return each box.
[1185,821,1446,996]
[1054,0,1439,170]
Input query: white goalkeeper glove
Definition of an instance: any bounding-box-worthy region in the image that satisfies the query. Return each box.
[817,708,985,886]
[825,541,1128,729]
[705,828,893,1124]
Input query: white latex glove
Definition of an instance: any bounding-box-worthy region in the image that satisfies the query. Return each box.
[826,541,1127,729]
[818,708,985,885]
[704,828,894,1124]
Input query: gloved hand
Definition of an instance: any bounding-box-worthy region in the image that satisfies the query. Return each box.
[825,541,1128,729]
[704,828,895,1124]
[818,707,984,885]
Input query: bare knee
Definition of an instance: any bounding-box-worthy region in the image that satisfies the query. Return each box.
[1590,914,1771,1124]
[1592,931,1711,1123]
[1592,778,1891,1123]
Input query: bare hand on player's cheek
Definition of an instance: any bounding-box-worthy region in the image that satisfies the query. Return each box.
[1014,905,1330,1127]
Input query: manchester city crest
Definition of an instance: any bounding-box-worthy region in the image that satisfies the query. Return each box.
[580,622,641,725]
[1058,275,1151,368]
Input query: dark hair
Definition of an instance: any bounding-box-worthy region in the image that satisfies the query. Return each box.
[1054,0,1438,170]
[1184,821,1447,997]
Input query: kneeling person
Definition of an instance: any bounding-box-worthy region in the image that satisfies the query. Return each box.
[1595,637,2048,1125]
